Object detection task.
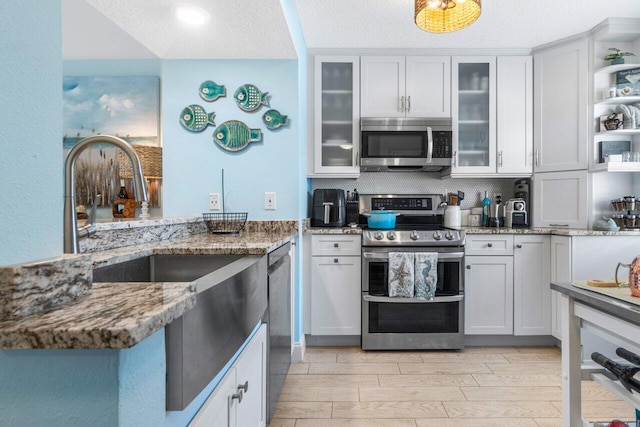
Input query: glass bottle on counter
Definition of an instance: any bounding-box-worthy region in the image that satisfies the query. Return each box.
[116,179,129,214]
[481,191,491,227]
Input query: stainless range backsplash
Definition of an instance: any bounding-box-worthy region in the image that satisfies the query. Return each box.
[311,173,517,209]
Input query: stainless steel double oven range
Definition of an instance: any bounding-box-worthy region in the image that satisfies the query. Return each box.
[360,194,466,350]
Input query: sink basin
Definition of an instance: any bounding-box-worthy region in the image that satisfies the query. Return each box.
[93,253,268,412]
[93,254,243,283]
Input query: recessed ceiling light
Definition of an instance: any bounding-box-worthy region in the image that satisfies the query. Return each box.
[174,4,211,26]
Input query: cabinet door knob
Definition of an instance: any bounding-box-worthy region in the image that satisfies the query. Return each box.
[237,381,248,393]
[334,258,339,263]
[466,265,471,269]
[499,151,503,167]
[487,243,493,248]
[516,244,522,248]
[334,243,339,248]
[535,149,540,167]
[407,95,411,113]
[453,151,457,167]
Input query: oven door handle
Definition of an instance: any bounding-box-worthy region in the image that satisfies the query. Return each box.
[363,294,464,304]
[362,252,464,260]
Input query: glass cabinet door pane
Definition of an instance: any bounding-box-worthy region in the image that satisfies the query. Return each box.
[457,63,490,167]
[321,62,354,167]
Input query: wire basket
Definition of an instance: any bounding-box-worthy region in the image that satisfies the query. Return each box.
[202,212,248,235]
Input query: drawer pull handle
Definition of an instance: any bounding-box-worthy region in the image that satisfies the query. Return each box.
[237,381,248,393]
[516,244,522,249]
[487,243,493,248]
[334,243,339,248]
[550,223,569,227]
[231,390,243,403]
[334,258,339,263]
[466,265,471,269]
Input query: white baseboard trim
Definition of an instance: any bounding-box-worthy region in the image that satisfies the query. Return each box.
[291,334,306,363]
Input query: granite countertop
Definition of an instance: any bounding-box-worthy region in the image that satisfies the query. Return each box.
[91,230,294,268]
[306,225,640,237]
[0,227,296,350]
[0,281,196,349]
[551,281,640,326]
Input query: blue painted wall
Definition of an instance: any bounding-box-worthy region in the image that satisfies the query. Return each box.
[0,1,63,266]
[280,0,308,344]
[0,329,166,426]
[161,60,300,219]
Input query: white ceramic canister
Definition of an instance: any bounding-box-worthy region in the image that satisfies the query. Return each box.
[444,205,461,228]
[460,209,471,226]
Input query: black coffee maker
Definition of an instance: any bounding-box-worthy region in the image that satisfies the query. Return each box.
[514,178,531,227]
[311,189,346,227]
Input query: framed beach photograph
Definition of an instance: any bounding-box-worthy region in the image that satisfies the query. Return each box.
[63,76,161,208]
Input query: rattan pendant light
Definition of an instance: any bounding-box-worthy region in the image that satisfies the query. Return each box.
[415,0,482,33]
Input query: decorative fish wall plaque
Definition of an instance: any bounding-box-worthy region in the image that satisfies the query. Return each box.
[212,120,262,152]
[234,84,270,112]
[262,109,288,130]
[180,104,216,132]
[199,80,226,102]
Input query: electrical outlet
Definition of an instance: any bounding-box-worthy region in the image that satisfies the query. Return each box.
[209,193,220,210]
[265,192,276,210]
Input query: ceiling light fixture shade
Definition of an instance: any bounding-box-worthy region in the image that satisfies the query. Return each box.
[415,0,481,33]
[174,4,211,26]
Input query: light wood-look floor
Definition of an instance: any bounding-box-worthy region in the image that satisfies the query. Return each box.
[268,346,634,427]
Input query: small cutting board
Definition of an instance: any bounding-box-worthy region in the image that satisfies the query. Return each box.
[587,279,619,288]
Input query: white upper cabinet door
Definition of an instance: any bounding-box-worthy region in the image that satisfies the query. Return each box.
[533,170,589,228]
[451,56,497,175]
[360,56,406,117]
[312,56,361,177]
[497,56,533,176]
[534,39,589,172]
[405,56,451,118]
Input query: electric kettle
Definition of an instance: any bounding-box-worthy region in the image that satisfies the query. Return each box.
[615,256,640,297]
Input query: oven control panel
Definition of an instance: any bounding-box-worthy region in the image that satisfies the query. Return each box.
[362,229,465,246]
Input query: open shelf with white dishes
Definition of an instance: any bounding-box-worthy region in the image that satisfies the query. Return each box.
[591,26,640,172]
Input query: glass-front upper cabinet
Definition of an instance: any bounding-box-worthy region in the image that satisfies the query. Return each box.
[452,57,496,175]
[313,56,360,176]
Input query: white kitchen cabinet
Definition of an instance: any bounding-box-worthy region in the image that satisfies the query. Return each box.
[310,235,361,335]
[513,235,551,335]
[310,56,360,177]
[533,38,589,172]
[532,170,589,228]
[190,325,267,427]
[452,56,496,175]
[496,56,533,176]
[360,56,450,118]
[451,56,532,177]
[466,234,551,337]
[465,255,514,335]
[550,235,572,340]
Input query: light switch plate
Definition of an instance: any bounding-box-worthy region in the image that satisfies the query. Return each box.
[265,192,276,210]
[209,193,220,210]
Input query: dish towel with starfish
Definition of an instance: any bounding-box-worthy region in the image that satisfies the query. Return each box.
[415,252,438,300]
[388,252,415,297]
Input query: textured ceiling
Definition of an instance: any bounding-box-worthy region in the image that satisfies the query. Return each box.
[62,0,640,60]
[65,0,297,59]
[295,0,640,49]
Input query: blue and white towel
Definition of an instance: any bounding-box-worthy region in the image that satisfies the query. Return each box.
[414,252,438,300]
[388,252,415,297]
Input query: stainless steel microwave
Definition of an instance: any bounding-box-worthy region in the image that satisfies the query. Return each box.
[360,117,452,172]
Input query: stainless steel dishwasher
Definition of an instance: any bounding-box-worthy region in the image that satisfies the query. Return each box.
[266,242,292,423]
